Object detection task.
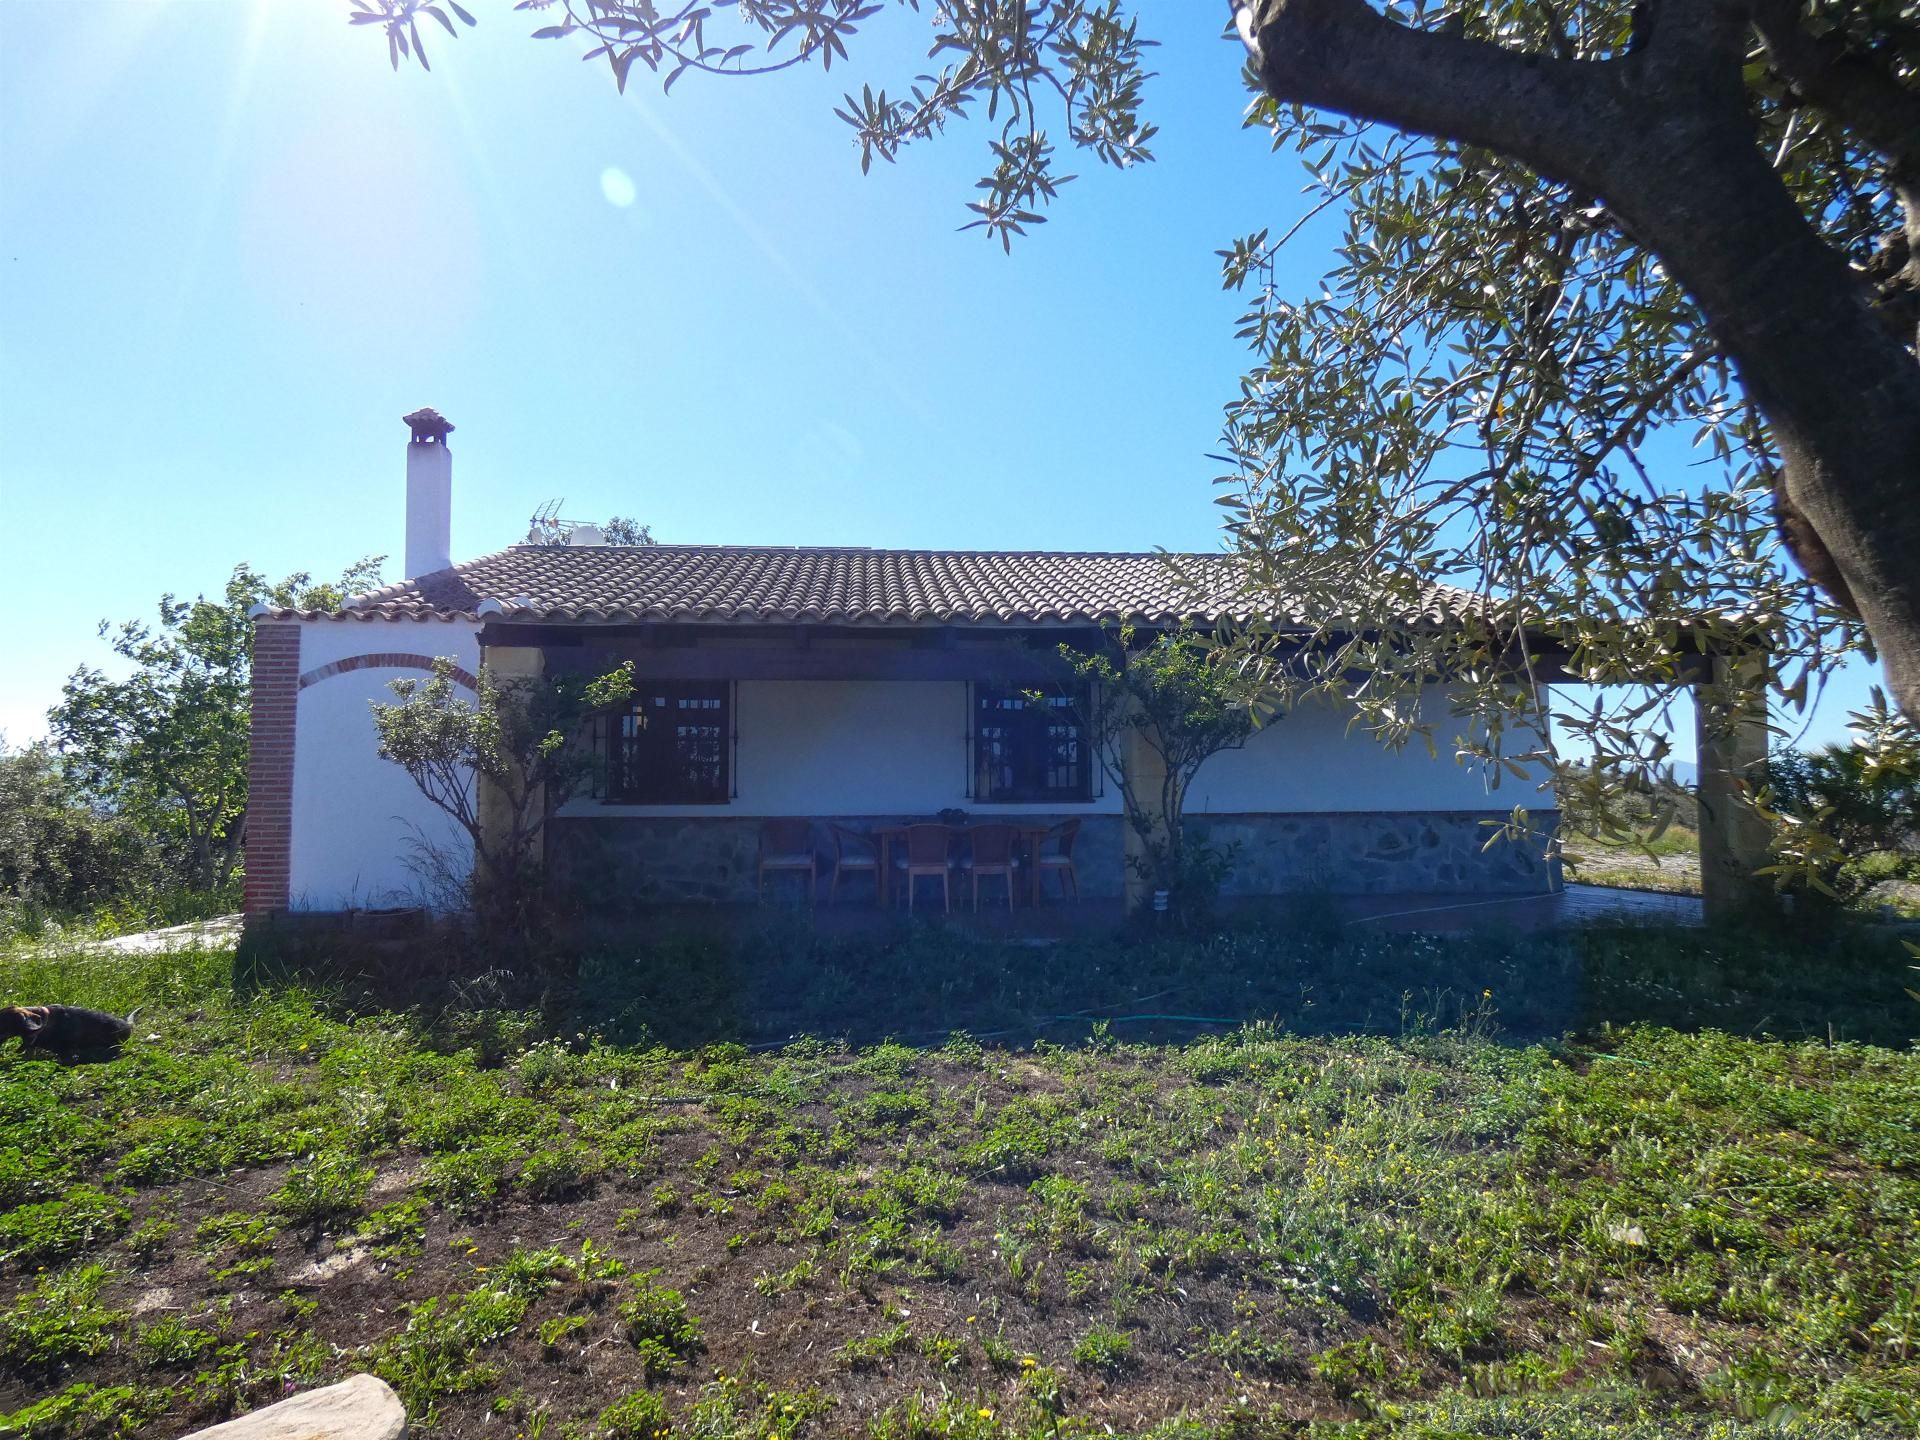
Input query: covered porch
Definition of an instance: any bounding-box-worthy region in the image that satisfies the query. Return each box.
[503,617,1568,913]
[480,602,1769,922]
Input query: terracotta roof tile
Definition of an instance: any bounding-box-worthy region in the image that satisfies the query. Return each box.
[267,544,1467,628]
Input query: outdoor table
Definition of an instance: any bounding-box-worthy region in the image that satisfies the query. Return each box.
[873,824,907,908]
[1014,824,1053,907]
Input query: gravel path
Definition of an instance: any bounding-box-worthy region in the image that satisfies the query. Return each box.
[88,914,244,953]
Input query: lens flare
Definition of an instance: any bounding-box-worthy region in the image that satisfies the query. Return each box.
[599,166,637,208]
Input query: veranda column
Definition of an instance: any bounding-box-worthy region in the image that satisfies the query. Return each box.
[1120,724,1168,912]
[1694,650,1775,920]
[477,644,547,881]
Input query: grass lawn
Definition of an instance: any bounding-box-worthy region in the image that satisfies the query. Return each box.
[0,917,1916,1439]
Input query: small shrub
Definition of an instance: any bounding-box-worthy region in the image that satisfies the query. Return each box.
[196,1210,275,1258]
[272,1152,375,1226]
[0,1381,169,1439]
[362,1194,432,1256]
[0,1265,126,1369]
[515,1040,580,1094]
[135,1314,218,1368]
[1763,734,1920,909]
[920,1333,965,1371]
[839,1321,915,1371]
[598,1387,672,1438]
[1071,1323,1133,1372]
[124,1215,175,1260]
[539,1313,591,1354]
[112,1118,221,1187]
[619,1273,702,1377]
[519,1141,604,1201]
[1019,1360,1068,1420]
[372,1253,566,1421]
[426,1141,519,1217]
[860,1088,932,1129]
[982,1335,1021,1371]
[0,1184,130,1264]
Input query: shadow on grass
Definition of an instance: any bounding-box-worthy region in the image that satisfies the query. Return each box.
[42,900,1913,1057]
[555,904,1919,1053]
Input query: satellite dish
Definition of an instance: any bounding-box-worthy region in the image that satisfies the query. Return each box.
[568,523,604,546]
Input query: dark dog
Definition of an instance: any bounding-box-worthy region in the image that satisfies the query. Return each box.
[0,1005,134,1060]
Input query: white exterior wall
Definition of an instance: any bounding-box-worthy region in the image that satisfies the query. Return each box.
[732,681,1103,816]
[556,680,1125,819]
[1190,686,1550,813]
[554,679,1546,819]
[288,618,481,910]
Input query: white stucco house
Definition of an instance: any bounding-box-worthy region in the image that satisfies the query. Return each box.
[243,411,1561,918]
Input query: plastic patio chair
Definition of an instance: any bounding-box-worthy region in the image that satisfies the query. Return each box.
[757,819,816,903]
[828,824,880,903]
[1034,818,1081,901]
[894,823,954,914]
[960,824,1019,912]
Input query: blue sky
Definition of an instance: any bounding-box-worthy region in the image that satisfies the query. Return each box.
[0,0,1881,757]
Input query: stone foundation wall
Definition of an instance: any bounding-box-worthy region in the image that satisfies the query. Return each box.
[547,814,1129,910]
[547,809,1558,908]
[1197,811,1560,896]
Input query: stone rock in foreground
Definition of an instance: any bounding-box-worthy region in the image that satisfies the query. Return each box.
[184,1375,404,1440]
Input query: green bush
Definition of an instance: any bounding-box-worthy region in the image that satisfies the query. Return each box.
[271,1151,375,1226]
[0,742,162,938]
[1071,1322,1133,1372]
[134,1314,218,1369]
[1763,722,1920,910]
[519,1140,604,1201]
[597,1387,672,1438]
[619,1273,702,1377]
[0,1185,129,1264]
[0,1265,126,1369]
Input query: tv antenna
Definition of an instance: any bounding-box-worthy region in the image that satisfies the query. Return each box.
[527,498,568,545]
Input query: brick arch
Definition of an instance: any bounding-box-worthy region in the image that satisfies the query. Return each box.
[297,653,479,693]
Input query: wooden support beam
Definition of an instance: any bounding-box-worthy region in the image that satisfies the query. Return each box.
[478,644,546,878]
[546,643,1079,684]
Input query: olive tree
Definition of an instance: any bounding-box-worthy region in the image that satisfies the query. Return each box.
[1759,690,1920,910]
[357,0,1919,810]
[371,657,635,946]
[1064,627,1266,913]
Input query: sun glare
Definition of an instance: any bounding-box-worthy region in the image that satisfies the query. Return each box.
[599,166,637,208]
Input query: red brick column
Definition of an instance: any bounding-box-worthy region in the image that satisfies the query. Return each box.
[245,621,301,914]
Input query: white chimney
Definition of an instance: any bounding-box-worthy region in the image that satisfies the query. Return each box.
[402,407,454,578]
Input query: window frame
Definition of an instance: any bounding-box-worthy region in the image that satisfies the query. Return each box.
[971,682,1093,805]
[605,680,732,806]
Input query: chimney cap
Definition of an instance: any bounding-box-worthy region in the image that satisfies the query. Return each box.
[403,407,454,443]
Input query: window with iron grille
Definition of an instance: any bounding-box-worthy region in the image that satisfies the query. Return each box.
[607,682,730,804]
[973,685,1090,804]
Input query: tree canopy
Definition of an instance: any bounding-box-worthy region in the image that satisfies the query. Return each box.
[357,0,1920,810]
[602,516,656,546]
[50,558,383,893]
[0,740,152,932]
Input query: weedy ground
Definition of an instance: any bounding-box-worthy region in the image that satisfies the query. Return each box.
[1563,827,1705,897]
[1560,828,1920,916]
[0,915,1915,1440]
